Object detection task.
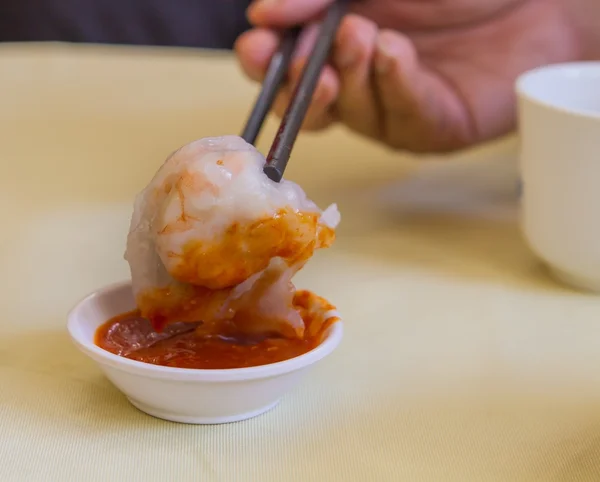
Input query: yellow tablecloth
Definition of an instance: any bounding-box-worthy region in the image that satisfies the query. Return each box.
[1,43,600,482]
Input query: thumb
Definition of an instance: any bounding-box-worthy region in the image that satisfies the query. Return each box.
[248,0,335,27]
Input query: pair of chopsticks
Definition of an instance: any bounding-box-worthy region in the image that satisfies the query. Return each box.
[241,0,349,183]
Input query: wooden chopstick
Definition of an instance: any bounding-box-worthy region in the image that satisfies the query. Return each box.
[263,0,349,183]
[241,27,301,146]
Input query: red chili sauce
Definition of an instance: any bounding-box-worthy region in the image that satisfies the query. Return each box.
[95,291,337,369]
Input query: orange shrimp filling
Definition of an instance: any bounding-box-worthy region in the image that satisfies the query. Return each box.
[139,209,335,334]
[162,208,334,290]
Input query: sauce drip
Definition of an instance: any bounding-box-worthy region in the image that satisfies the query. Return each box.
[95,290,337,369]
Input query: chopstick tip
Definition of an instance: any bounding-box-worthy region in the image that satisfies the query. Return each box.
[263,165,283,183]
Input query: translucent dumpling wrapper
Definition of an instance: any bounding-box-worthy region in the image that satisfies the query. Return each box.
[125,136,340,339]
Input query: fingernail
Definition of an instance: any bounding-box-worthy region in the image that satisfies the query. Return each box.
[375,35,395,75]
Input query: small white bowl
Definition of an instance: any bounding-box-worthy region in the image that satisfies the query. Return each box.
[67,281,343,424]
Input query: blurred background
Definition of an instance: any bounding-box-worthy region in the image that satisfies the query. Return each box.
[0,0,252,49]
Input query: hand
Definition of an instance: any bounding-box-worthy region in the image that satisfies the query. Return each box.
[236,0,582,153]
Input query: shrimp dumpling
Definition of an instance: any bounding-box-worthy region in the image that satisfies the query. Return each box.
[125,136,340,338]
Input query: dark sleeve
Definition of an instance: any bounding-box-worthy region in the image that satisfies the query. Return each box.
[0,0,253,49]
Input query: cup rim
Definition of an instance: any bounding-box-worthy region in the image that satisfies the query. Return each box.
[515,61,600,120]
[67,280,344,382]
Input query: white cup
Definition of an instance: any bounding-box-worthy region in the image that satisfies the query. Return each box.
[516,62,600,292]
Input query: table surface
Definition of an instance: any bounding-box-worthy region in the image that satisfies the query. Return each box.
[1,42,600,482]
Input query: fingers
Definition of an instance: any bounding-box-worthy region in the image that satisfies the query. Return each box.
[372,30,432,151]
[236,23,339,131]
[373,29,472,151]
[274,23,339,129]
[332,15,381,138]
[235,28,280,81]
[237,20,473,151]
[234,23,319,82]
[247,0,334,27]
[272,62,339,130]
